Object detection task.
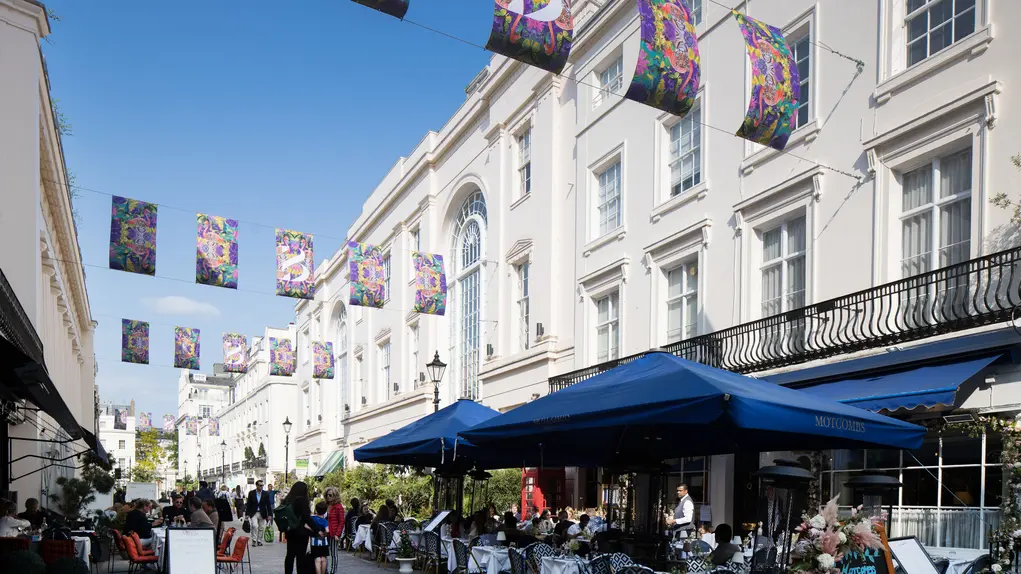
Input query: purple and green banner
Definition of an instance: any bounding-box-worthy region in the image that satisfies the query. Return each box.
[350,0,408,19]
[313,342,335,379]
[734,11,800,151]
[412,252,447,316]
[109,196,157,276]
[487,0,575,75]
[276,229,315,300]
[163,414,175,433]
[174,327,201,370]
[208,418,220,437]
[625,0,701,118]
[223,332,248,374]
[186,416,198,436]
[269,337,295,376]
[121,319,150,364]
[138,412,152,432]
[348,242,385,308]
[196,213,239,289]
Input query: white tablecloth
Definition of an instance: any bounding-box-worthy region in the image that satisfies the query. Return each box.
[542,556,590,574]
[925,547,987,574]
[472,546,511,574]
[71,536,89,564]
[354,524,373,551]
[152,529,167,561]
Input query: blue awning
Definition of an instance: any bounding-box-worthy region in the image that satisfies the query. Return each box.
[796,355,1001,413]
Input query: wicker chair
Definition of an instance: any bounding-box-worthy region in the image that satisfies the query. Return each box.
[376,522,399,567]
[615,567,654,574]
[589,554,613,574]
[419,531,443,574]
[607,552,635,573]
[523,542,556,574]
[400,519,420,531]
[508,547,528,574]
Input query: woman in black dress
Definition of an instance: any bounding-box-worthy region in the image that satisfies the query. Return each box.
[282,482,325,574]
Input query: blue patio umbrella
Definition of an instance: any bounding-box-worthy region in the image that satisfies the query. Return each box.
[353,399,500,470]
[457,352,926,469]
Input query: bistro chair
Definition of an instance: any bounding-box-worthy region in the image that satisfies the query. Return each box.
[0,537,30,557]
[607,552,636,573]
[41,539,77,565]
[453,538,480,574]
[419,530,443,574]
[400,519,420,531]
[524,542,556,574]
[216,535,251,574]
[588,554,613,574]
[508,547,528,574]
[108,529,131,573]
[121,535,158,574]
[128,533,155,557]
[217,527,237,556]
[961,555,993,574]
[376,522,399,567]
[933,558,950,574]
[615,566,654,574]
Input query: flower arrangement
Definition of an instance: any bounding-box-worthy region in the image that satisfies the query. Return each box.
[397,529,415,559]
[790,496,884,574]
[561,540,580,555]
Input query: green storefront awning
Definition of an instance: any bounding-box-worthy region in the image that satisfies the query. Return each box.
[315,450,345,478]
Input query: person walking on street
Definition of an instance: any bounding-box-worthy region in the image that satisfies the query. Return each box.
[245,480,273,546]
[282,481,320,574]
[233,486,245,520]
[324,488,345,574]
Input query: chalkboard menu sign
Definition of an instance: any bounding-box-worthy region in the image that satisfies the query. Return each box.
[840,524,897,574]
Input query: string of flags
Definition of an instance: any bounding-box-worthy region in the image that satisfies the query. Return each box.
[353,0,801,151]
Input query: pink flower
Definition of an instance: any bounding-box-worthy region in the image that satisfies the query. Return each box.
[821,496,840,526]
[821,532,840,555]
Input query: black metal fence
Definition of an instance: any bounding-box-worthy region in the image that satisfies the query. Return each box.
[550,246,1021,392]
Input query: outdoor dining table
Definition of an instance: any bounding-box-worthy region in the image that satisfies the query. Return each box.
[354,524,373,551]
[541,555,590,574]
[470,545,511,574]
[27,537,91,566]
[925,547,988,574]
[152,528,168,570]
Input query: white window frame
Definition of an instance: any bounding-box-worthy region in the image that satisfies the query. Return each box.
[665,261,699,344]
[898,147,973,278]
[596,160,623,238]
[378,340,392,399]
[200,405,211,418]
[355,353,366,408]
[905,0,977,68]
[301,329,310,364]
[302,384,310,429]
[410,227,421,253]
[382,251,392,302]
[759,216,808,318]
[517,262,530,351]
[787,24,812,131]
[595,291,620,363]
[690,0,702,25]
[668,101,702,197]
[408,323,419,389]
[118,439,126,450]
[518,128,532,197]
[594,55,624,108]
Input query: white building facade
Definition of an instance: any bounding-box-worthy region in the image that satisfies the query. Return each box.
[98,402,135,486]
[290,0,1021,549]
[176,367,231,484]
[0,0,103,509]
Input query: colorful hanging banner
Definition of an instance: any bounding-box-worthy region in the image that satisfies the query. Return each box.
[222,333,248,374]
[163,414,176,433]
[487,0,575,75]
[109,196,157,276]
[412,252,447,316]
[196,213,239,289]
[208,418,220,436]
[348,242,385,308]
[734,11,800,151]
[269,337,295,376]
[313,342,335,379]
[121,319,150,364]
[138,412,152,432]
[174,327,201,370]
[186,416,199,436]
[350,0,408,19]
[114,409,128,430]
[625,0,701,118]
[276,229,315,300]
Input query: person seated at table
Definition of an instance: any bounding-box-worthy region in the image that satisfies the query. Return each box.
[0,500,31,536]
[538,510,554,535]
[386,499,403,522]
[500,513,525,546]
[17,498,45,529]
[370,504,391,546]
[566,514,590,538]
[522,517,542,537]
[125,499,161,548]
[553,511,574,538]
[202,499,220,534]
[469,509,490,538]
[708,524,742,567]
[355,505,374,527]
[700,524,717,549]
[162,494,190,523]
[527,505,540,521]
[187,497,215,529]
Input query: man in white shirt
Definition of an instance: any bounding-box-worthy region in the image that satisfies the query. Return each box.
[566,514,591,538]
[0,500,31,537]
[666,484,694,536]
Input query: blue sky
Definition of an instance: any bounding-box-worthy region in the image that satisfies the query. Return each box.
[43,0,494,419]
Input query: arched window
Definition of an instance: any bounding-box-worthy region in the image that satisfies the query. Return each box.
[334,306,349,426]
[449,191,487,400]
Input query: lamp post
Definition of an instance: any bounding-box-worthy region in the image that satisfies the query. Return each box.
[220,440,227,485]
[426,351,447,413]
[183,460,188,484]
[196,453,202,481]
[282,417,292,485]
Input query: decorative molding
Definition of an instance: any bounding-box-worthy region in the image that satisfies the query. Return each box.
[985,93,997,129]
[505,238,534,266]
[650,181,708,223]
[578,257,630,294]
[811,174,823,202]
[640,252,653,273]
[583,226,628,257]
[734,212,745,237]
[741,119,821,175]
[875,26,993,105]
[701,223,712,248]
[645,218,712,265]
[373,328,392,344]
[734,166,825,216]
[509,192,531,211]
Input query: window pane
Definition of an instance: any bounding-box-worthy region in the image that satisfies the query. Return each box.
[929,19,953,55]
[939,199,970,266]
[667,268,684,298]
[941,432,981,465]
[866,449,901,470]
[786,255,806,309]
[908,15,928,43]
[901,468,939,505]
[908,38,928,66]
[986,431,1003,465]
[762,228,782,261]
[940,149,972,197]
[907,0,927,13]
[903,165,933,210]
[687,263,699,292]
[942,466,981,507]
[609,293,619,319]
[906,436,940,467]
[666,300,683,343]
[955,1,976,40]
[683,295,698,339]
[985,466,1003,507]
[761,265,782,317]
[597,296,609,323]
[832,449,865,470]
[901,212,932,276]
[929,0,953,27]
[787,217,807,253]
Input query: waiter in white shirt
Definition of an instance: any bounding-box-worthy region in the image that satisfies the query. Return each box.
[666,484,695,536]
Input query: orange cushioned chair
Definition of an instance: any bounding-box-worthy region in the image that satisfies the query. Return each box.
[122,535,158,574]
[216,535,250,574]
[217,526,236,556]
[128,532,155,557]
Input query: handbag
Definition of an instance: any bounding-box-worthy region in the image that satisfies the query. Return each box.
[264,523,275,543]
[242,517,252,533]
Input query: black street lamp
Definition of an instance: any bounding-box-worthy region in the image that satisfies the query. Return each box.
[183,460,188,483]
[220,440,227,484]
[426,351,447,413]
[283,417,293,485]
[197,453,202,479]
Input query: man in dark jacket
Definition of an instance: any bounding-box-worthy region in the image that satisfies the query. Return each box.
[245,481,273,546]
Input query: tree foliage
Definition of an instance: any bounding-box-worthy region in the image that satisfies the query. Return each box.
[991,154,1021,224]
[258,443,267,458]
[49,451,114,523]
[130,429,166,483]
[244,446,255,461]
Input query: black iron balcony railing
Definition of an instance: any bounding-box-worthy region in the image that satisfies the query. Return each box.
[550,246,1021,393]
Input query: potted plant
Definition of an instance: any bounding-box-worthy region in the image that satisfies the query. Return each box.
[396,530,416,573]
[790,496,885,574]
